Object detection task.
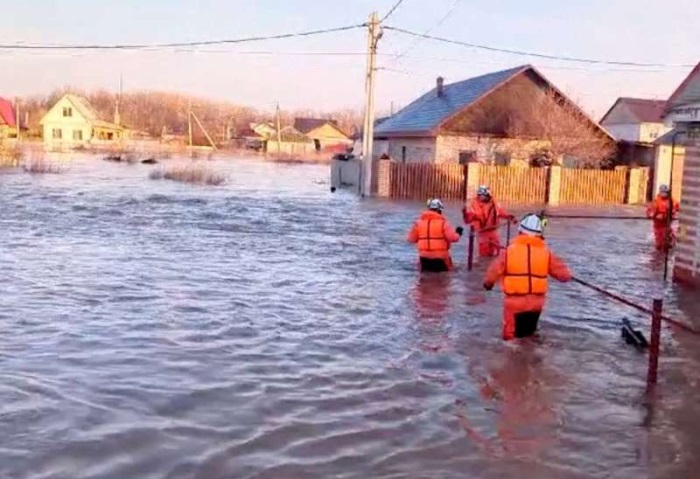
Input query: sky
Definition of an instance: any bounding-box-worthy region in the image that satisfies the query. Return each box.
[1,0,698,119]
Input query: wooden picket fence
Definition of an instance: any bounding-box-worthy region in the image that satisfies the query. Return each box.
[388,162,465,200]
[476,166,548,204]
[559,168,627,204]
[376,160,649,205]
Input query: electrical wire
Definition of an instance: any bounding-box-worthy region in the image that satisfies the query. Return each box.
[0,24,365,51]
[384,25,696,68]
[381,0,408,22]
[393,0,462,61]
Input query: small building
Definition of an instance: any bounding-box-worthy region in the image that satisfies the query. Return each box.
[234,122,314,155]
[373,65,614,167]
[293,117,352,152]
[600,97,669,144]
[0,97,18,139]
[663,62,700,287]
[39,93,128,149]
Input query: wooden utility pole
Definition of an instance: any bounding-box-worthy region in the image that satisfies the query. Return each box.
[190,110,217,150]
[14,98,20,141]
[188,100,193,149]
[275,102,282,154]
[361,12,381,197]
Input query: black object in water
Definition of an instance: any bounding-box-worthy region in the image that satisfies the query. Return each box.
[621,318,649,350]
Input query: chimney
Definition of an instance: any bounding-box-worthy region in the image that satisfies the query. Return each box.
[436,76,445,97]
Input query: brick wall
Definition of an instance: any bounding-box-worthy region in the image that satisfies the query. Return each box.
[436,135,548,165]
[674,143,700,287]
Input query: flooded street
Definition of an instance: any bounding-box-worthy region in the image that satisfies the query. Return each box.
[1,156,699,479]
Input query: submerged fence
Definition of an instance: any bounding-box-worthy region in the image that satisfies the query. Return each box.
[374,161,649,205]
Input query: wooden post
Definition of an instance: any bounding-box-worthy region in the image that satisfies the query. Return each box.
[275,102,282,154]
[191,111,217,150]
[467,225,475,271]
[646,298,663,390]
[188,102,193,149]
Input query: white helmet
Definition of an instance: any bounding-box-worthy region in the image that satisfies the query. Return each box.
[519,214,544,236]
[477,185,490,197]
[427,198,444,212]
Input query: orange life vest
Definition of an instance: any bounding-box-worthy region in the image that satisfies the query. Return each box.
[416,216,449,254]
[502,236,551,296]
[470,198,499,230]
[648,195,678,226]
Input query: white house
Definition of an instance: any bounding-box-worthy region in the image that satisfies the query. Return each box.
[600,97,670,144]
[40,93,128,149]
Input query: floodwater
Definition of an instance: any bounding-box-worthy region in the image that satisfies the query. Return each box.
[1,155,699,479]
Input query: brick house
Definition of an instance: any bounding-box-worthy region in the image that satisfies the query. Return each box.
[373,65,614,167]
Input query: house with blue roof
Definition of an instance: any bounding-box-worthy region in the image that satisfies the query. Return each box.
[374,64,613,166]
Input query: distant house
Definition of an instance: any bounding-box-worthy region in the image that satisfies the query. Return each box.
[293,117,352,152]
[600,97,670,171]
[0,97,18,139]
[39,93,129,149]
[234,122,314,155]
[662,61,700,287]
[373,65,614,166]
[600,98,670,144]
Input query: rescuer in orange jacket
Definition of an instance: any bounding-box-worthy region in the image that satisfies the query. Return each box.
[407,198,464,272]
[646,184,680,251]
[483,214,572,341]
[462,185,515,258]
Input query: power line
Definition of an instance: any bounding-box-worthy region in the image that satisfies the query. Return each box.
[381,0,408,22]
[393,0,462,61]
[384,26,696,68]
[0,24,365,51]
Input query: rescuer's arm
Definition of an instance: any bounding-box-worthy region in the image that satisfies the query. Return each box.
[443,219,462,243]
[407,223,419,243]
[549,253,573,283]
[483,251,506,290]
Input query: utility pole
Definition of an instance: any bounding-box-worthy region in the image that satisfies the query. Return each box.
[275,102,282,154]
[14,98,21,141]
[188,100,193,149]
[361,12,382,197]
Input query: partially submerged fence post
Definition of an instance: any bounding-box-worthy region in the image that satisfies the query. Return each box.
[547,166,562,206]
[467,226,475,271]
[646,298,663,390]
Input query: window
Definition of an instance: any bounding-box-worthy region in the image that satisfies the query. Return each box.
[458,150,477,165]
[494,152,510,166]
[52,128,62,139]
[62,107,73,117]
[73,130,83,141]
[401,146,407,163]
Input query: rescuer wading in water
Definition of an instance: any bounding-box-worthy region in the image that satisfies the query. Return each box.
[407,198,464,272]
[463,185,516,258]
[483,214,572,340]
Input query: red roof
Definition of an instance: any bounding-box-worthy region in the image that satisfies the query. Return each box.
[600,97,667,124]
[0,97,16,128]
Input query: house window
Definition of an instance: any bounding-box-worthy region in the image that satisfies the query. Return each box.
[494,152,510,166]
[62,107,73,117]
[52,128,63,139]
[458,150,477,165]
[401,146,407,163]
[73,130,83,141]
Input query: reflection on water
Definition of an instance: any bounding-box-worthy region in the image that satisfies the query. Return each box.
[1,155,699,479]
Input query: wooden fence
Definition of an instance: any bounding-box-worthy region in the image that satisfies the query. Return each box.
[476,166,548,204]
[388,162,464,200]
[375,160,649,206]
[559,168,627,205]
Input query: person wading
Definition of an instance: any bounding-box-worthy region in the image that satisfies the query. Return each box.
[463,185,515,258]
[646,184,680,252]
[407,198,464,272]
[483,214,572,340]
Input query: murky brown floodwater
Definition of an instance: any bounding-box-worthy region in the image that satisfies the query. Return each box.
[1,155,699,479]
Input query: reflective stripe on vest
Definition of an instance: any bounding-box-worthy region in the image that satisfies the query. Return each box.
[503,243,550,296]
[417,218,448,252]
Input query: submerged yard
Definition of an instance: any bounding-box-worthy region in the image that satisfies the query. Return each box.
[1,155,699,479]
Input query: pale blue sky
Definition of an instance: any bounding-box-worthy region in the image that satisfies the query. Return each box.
[1,0,698,118]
